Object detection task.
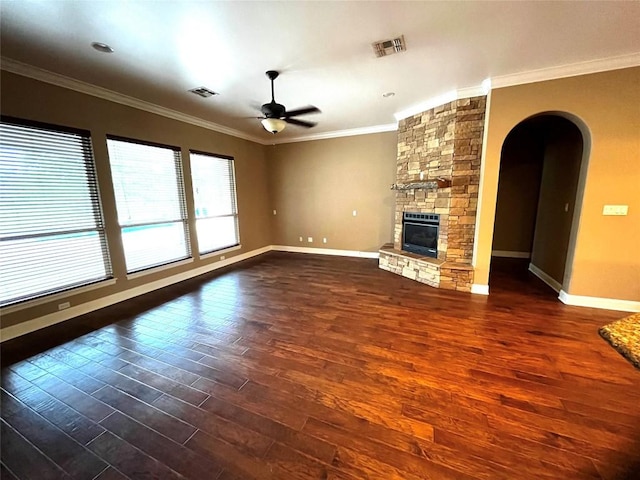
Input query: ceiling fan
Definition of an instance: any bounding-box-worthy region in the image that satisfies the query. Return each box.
[256,70,320,134]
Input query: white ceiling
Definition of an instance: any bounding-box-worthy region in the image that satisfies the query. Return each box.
[1,1,639,144]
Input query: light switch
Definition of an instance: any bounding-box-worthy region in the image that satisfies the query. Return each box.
[603,205,628,216]
[352,210,357,216]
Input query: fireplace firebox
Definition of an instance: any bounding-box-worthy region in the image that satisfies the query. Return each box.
[402,212,439,258]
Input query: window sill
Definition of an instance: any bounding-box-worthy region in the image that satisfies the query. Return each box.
[200,244,242,260]
[0,278,118,315]
[126,257,194,280]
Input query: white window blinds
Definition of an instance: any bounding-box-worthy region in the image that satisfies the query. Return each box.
[0,117,112,307]
[189,151,239,254]
[107,137,190,273]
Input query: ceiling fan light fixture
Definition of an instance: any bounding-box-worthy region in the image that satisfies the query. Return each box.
[261,118,286,134]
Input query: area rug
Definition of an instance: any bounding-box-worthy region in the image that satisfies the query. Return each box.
[599,313,640,370]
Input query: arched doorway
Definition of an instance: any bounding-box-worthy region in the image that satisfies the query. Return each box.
[489,113,588,295]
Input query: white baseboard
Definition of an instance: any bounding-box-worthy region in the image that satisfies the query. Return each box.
[0,245,380,341]
[0,246,272,342]
[528,263,562,293]
[492,250,531,258]
[6,243,637,342]
[559,290,640,313]
[471,284,489,295]
[272,245,379,259]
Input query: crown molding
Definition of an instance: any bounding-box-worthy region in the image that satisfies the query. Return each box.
[4,53,639,146]
[393,52,640,122]
[271,123,398,144]
[0,57,268,145]
[393,83,489,121]
[491,52,640,89]
[456,83,489,100]
[1,57,396,145]
[394,90,458,121]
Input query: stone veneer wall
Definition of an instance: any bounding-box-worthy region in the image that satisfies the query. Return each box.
[383,95,486,292]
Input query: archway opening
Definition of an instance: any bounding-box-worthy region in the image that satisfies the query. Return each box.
[489,114,586,296]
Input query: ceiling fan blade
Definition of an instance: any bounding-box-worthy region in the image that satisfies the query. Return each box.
[249,101,263,112]
[284,118,317,128]
[284,106,321,117]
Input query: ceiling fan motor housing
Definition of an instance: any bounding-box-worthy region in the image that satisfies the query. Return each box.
[261,101,286,118]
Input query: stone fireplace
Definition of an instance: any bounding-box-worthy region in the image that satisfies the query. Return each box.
[379,96,486,292]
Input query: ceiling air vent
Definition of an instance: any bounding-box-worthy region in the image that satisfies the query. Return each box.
[372,35,406,58]
[189,86,219,98]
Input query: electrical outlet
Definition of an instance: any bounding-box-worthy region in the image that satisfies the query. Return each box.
[603,205,628,216]
[58,302,70,311]
[323,237,327,244]
[273,209,277,215]
[307,237,313,243]
[220,255,225,260]
[299,236,303,242]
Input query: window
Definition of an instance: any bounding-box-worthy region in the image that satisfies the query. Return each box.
[0,117,112,306]
[189,151,239,254]
[107,137,190,273]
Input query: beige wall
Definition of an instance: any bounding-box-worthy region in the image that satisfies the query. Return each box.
[267,133,397,252]
[3,65,638,334]
[492,124,544,253]
[531,119,583,285]
[0,71,273,330]
[477,66,640,301]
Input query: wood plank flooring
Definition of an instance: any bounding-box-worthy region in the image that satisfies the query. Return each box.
[1,252,639,479]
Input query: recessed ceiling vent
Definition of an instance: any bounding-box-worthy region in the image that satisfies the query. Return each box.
[372,35,406,58]
[189,87,219,98]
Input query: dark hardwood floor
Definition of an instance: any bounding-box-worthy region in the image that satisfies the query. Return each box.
[1,252,639,480]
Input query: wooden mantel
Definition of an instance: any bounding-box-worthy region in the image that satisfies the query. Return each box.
[390,178,452,190]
